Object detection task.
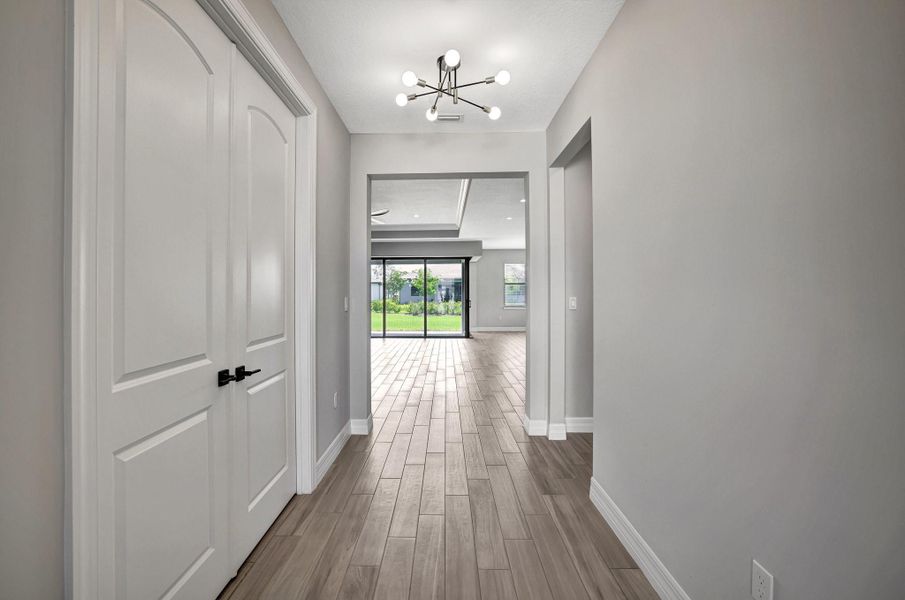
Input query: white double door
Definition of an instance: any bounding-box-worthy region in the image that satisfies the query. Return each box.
[94,0,297,597]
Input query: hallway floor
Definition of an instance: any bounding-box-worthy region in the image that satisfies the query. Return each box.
[220,333,657,599]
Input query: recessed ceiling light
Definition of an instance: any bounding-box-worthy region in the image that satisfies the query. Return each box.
[505,216,513,220]
[520,198,526,203]
[413,214,420,218]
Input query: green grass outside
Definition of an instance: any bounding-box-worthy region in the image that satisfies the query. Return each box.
[371,312,462,332]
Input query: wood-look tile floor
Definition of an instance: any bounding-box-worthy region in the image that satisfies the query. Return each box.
[219,333,659,600]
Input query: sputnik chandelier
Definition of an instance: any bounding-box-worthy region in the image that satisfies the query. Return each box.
[395,49,510,121]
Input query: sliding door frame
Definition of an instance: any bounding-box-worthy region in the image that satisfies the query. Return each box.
[371,256,470,338]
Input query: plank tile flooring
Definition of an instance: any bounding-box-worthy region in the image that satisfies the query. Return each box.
[219,333,659,600]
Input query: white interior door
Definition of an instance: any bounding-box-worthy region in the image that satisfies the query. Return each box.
[228,49,298,566]
[95,0,232,597]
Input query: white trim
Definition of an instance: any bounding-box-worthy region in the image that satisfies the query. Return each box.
[471,326,527,332]
[589,478,692,600]
[547,422,566,440]
[455,178,470,228]
[547,167,566,433]
[293,106,318,495]
[522,413,548,437]
[350,415,373,435]
[315,421,351,486]
[547,123,593,449]
[65,3,100,596]
[66,0,319,596]
[565,416,594,433]
[195,0,316,115]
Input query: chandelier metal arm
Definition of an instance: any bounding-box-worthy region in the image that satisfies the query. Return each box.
[449,79,494,91]
[431,70,449,110]
[443,92,485,111]
[421,79,493,94]
[411,82,488,112]
[416,84,485,111]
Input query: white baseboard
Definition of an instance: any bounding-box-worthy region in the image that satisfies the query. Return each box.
[565,416,594,433]
[589,477,691,600]
[547,422,566,440]
[315,421,350,486]
[471,326,526,332]
[521,413,548,436]
[350,414,373,435]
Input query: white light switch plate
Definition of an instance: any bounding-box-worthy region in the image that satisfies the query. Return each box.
[568,297,577,310]
[343,296,349,312]
[752,559,773,600]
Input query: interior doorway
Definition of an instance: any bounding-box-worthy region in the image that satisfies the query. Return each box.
[370,257,470,337]
[364,173,528,427]
[563,141,594,434]
[548,119,593,439]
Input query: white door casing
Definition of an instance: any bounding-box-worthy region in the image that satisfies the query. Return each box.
[67,0,319,597]
[228,49,297,567]
[94,0,232,597]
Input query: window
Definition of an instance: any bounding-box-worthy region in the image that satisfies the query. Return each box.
[504,263,526,307]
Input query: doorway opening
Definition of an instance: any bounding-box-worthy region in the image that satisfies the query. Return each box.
[365,173,528,425]
[563,140,593,434]
[371,257,470,337]
[549,118,593,439]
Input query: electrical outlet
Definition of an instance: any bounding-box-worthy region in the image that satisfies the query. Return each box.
[751,559,773,600]
[333,391,338,409]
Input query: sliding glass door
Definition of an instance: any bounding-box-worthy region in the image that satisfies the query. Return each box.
[371,257,469,338]
[385,260,427,336]
[370,261,384,335]
[426,260,464,336]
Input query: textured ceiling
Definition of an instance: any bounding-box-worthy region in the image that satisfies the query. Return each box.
[370,177,526,249]
[272,0,625,133]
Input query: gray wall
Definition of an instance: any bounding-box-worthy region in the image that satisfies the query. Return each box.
[470,250,527,330]
[0,1,65,598]
[243,0,351,457]
[563,143,593,419]
[546,1,905,599]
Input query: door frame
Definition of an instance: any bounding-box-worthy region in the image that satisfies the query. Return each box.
[547,119,592,440]
[64,1,318,597]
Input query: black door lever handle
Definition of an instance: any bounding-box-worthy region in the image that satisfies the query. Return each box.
[235,365,262,382]
[218,369,236,387]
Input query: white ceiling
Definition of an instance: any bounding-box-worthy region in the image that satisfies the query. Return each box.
[460,178,525,249]
[272,0,625,133]
[371,177,526,249]
[371,179,462,225]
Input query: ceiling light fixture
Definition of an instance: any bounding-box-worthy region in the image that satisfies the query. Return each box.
[397,49,509,121]
[519,198,526,203]
[371,208,390,225]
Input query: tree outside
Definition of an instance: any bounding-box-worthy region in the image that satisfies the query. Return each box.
[384,268,439,300]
